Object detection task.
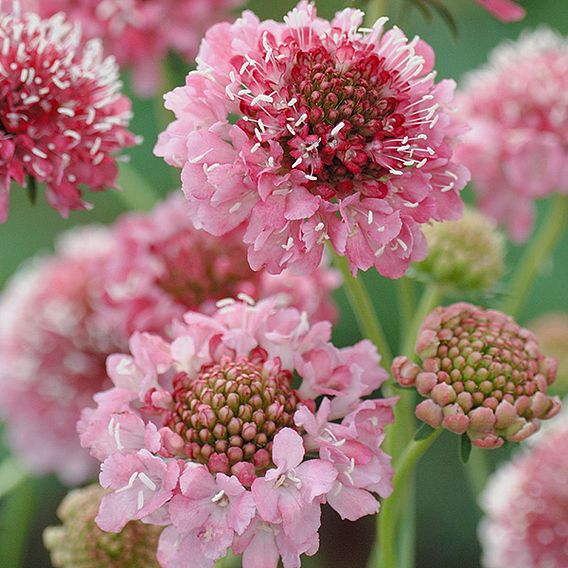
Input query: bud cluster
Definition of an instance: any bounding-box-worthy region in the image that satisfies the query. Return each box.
[394,302,561,448]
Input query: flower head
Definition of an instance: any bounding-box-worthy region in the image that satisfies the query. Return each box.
[80,299,395,567]
[479,410,568,568]
[155,2,468,278]
[43,484,162,568]
[475,0,526,22]
[0,10,136,220]
[24,0,244,96]
[456,28,568,241]
[393,302,561,448]
[529,313,568,396]
[414,208,505,292]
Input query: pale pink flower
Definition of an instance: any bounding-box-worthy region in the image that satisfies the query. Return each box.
[23,0,244,96]
[155,2,469,278]
[99,193,340,340]
[480,410,568,568]
[457,28,568,241]
[475,0,525,22]
[0,227,115,483]
[393,302,561,448]
[79,299,394,567]
[0,10,136,221]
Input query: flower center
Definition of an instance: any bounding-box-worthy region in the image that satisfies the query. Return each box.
[236,39,417,201]
[153,230,260,308]
[164,351,305,477]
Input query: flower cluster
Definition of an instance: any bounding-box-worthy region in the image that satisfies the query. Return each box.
[0,194,338,484]
[393,302,561,448]
[155,2,469,279]
[44,484,162,568]
[23,0,244,96]
[457,28,568,241]
[480,410,568,568]
[414,208,505,293]
[79,299,396,567]
[0,10,136,220]
[475,0,525,22]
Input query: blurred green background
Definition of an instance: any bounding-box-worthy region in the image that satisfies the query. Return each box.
[0,1,567,566]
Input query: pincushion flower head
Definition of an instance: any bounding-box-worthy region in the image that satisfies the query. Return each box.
[44,484,162,568]
[100,193,340,341]
[0,227,115,483]
[79,298,396,567]
[0,9,136,221]
[393,302,561,448]
[155,1,469,279]
[456,28,568,241]
[479,409,568,568]
[23,0,245,97]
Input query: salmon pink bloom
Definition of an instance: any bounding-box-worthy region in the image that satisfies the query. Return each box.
[79,299,395,567]
[155,2,468,278]
[0,10,136,220]
[23,0,245,96]
[480,411,568,568]
[475,0,525,22]
[457,28,568,241]
[393,302,561,448]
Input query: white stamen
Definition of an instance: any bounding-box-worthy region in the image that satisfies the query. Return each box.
[139,472,157,491]
[331,121,345,137]
[229,202,242,213]
[237,292,256,305]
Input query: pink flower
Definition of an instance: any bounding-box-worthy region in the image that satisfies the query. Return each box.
[80,299,395,567]
[0,10,136,221]
[0,228,115,484]
[24,0,245,96]
[456,28,568,241]
[155,2,468,278]
[0,195,337,484]
[393,302,561,448]
[480,411,568,568]
[475,0,526,22]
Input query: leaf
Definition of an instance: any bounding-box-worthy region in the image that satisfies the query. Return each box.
[460,433,472,464]
[412,0,434,21]
[414,422,437,441]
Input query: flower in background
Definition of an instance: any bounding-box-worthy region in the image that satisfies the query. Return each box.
[79,299,395,568]
[475,0,525,22]
[393,302,561,448]
[479,409,568,568]
[0,195,338,484]
[44,484,162,568]
[99,193,340,341]
[155,1,469,279]
[413,208,505,293]
[529,313,568,396]
[23,0,245,96]
[0,228,115,483]
[457,28,568,241]
[0,10,136,221]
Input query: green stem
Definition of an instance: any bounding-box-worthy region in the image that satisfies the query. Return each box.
[396,277,415,338]
[366,0,388,25]
[377,429,443,568]
[116,162,162,212]
[502,194,568,318]
[331,251,393,370]
[464,448,491,502]
[0,456,27,500]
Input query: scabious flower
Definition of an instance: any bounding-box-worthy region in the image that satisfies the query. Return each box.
[475,0,525,22]
[393,302,561,448]
[0,10,136,220]
[155,1,469,279]
[529,313,568,395]
[479,409,568,568]
[44,484,162,568]
[0,227,115,483]
[79,299,395,568]
[24,0,244,96]
[413,208,505,293]
[99,193,340,341]
[0,195,338,484]
[456,28,568,241]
